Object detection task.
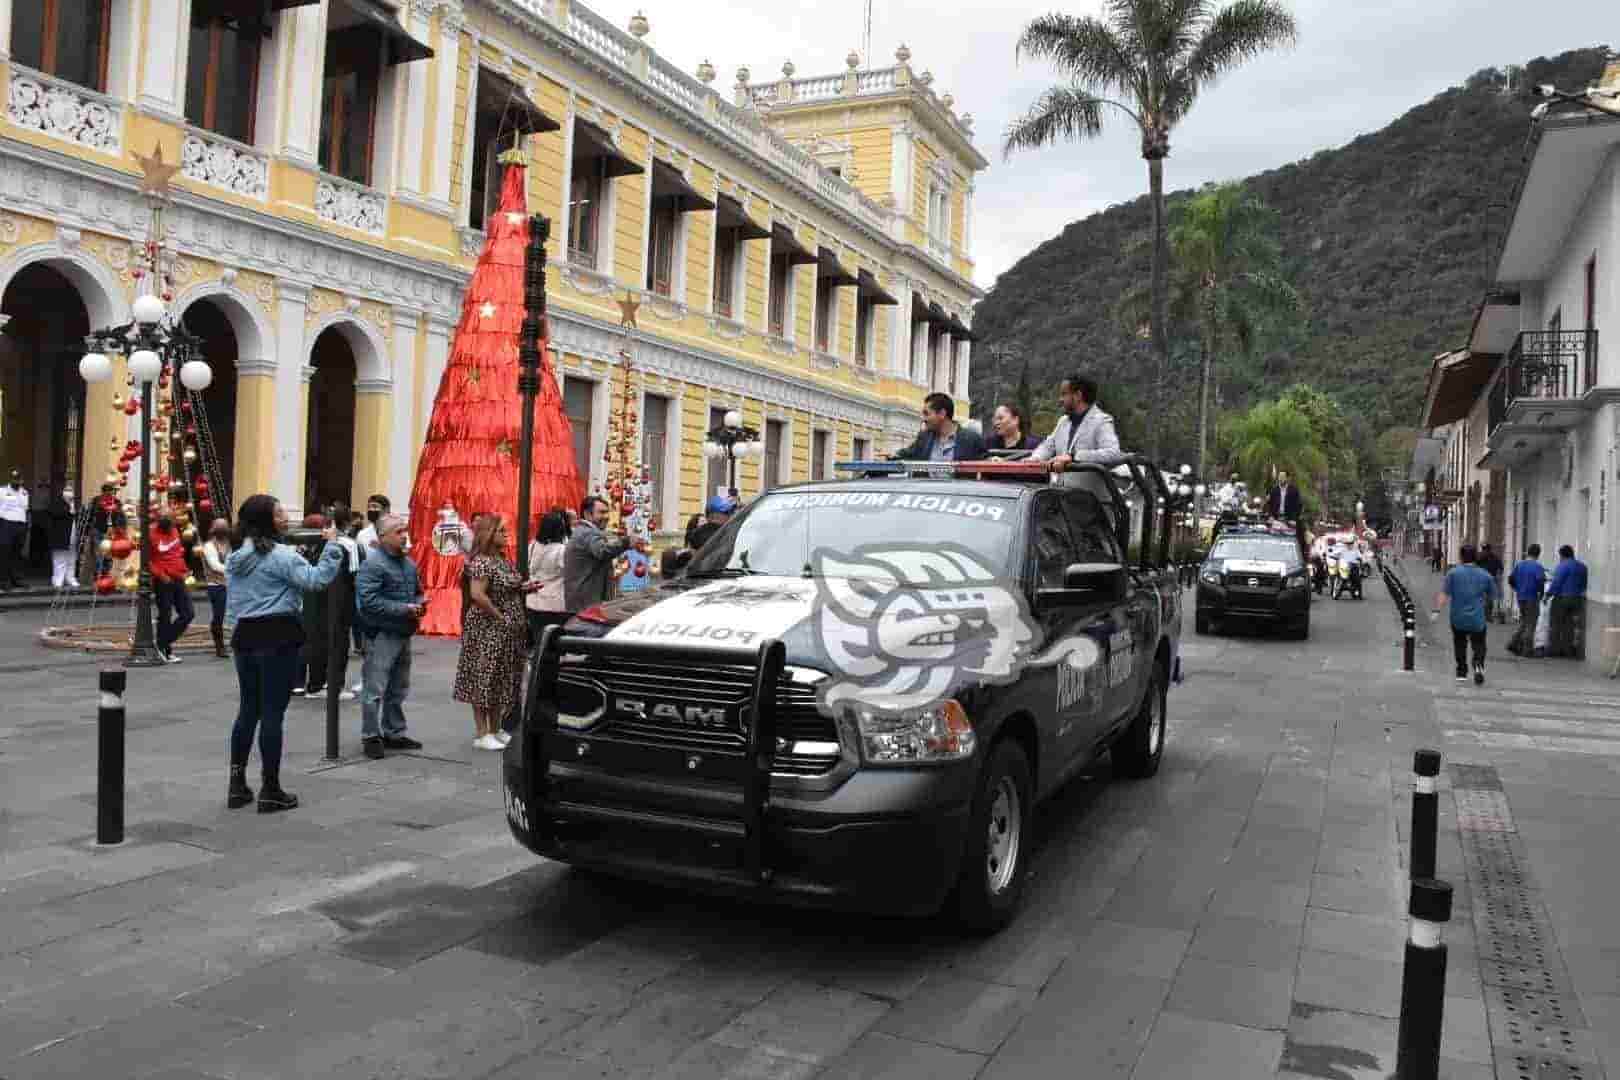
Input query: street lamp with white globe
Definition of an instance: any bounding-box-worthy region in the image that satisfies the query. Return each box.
[703,408,761,496]
[82,285,210,667]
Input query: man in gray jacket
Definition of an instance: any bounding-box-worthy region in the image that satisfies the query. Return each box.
[564,495,631,613]
[1030,374,1123,485]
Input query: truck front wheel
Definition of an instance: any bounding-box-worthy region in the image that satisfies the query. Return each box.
[952,739,1033,934]
[1112,664,1167,779]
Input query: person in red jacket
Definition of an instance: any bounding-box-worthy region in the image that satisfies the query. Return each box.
[150,514,194,663]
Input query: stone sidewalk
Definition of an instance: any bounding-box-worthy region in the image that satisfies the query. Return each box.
[1,579,1617,1078]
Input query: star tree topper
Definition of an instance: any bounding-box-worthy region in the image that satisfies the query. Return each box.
[131,142,181,198]
[617,292,640,330]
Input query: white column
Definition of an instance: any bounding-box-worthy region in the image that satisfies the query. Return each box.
[963,183,975,254]
[388,306,422,506]
[134,0,188,120]
[889,278,912,377]
[271,4,327,170]
[421,312,454,446]
[889,124,914,243]
[0,0,13,56]
[956,339,972,399]
[428,10,464,203]
[272,280,311,506]
[391,6,433,199]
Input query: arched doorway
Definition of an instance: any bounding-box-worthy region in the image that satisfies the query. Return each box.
[179,299,240,509]
[0,264,91,579]
[306,326,356,509]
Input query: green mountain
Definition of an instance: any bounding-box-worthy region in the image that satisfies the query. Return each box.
[970,46,1613,473]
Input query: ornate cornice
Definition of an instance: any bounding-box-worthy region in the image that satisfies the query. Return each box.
[0,139,466,316]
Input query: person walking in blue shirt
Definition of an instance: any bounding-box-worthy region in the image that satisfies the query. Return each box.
[1506,544,1547,657]
[1433,544,1498,685]
[1547,545,1589,659]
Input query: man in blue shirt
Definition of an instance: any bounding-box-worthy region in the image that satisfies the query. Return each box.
[1547,545,1589,659]
[1506,544,1547,656]
[1434,544,1498,684]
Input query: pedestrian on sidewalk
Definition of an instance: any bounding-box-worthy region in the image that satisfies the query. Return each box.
[224,495,342,812]
[1547,545,1589,659]
[46,484,78,589]
[1433,543,1498,685]
[302,504,359,698]
[0,468,26,589]
[202,518,231,658]
[524,509,570,645]
[150,515,194,663]
[455,514,528,751]
[1506,544,1547,657]
[1480,543,1505,622]
[355,513,424,760]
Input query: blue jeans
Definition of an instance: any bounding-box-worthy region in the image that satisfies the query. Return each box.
[155,580,194,652]
[231,643,301,771]
[207,585,227,629]
[361,632,412,739]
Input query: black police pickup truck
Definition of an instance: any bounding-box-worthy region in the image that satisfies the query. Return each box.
[503,456,1184,931]
[1194,523,1312,639]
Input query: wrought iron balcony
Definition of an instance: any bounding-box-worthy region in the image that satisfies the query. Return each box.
[1505,329,1597,407]
[1485,329,1600,463]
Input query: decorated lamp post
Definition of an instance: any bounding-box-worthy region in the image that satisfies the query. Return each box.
[78,145,212,666]
[514,213,550,562]
[702,409,762,495]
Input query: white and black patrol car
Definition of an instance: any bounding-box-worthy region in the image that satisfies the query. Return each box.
[502,456,1185,932]
[1194,523,1312,638]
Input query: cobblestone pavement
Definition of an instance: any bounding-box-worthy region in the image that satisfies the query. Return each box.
[3,571,1619,1079]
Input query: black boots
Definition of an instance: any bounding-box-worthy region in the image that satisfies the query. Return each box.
[227,763,254,808]
[257,769,298,813]
[211,624,229,659]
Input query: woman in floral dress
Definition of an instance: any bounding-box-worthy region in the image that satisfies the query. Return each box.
[453,514,530,750]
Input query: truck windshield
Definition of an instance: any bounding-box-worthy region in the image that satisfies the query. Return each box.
[1211,538,1298,564]
[684,488,1020,581]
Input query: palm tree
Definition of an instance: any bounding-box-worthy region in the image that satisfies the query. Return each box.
[1004,0,1298,451]
[1224,399,1326,497]
[1167,182,1302,477]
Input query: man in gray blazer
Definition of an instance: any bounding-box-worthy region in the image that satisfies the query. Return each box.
[1030,374,1123,487]
[563,495,631,612]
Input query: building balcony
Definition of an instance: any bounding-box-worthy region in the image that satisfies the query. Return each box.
[1484,329,1600,467]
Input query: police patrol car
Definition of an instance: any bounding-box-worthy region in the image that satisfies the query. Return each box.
[502,456,1184,932]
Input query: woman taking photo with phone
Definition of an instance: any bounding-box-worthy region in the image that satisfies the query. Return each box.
[224,495,342,812]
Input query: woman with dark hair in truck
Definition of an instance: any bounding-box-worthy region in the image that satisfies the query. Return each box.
[223,495,341,813]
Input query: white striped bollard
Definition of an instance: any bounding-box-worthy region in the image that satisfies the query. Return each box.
[1411,748,1440,880]
[97,668,127,845]
[1395,878,1453,1080]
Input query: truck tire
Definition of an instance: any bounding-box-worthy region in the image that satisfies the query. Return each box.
[952,738,1033,934]
[1291,613,1310,640]
[1112,664,1167,780]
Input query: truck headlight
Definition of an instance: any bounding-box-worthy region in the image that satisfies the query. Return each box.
[554,675,606,730]
[1285,571,1307,589]
[1200,569,1222,585]
[857,700,975,763]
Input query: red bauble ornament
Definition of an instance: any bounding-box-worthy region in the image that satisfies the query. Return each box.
[180,401,192,416]
[194,478,209,493]
[108,538,132,559]
[620,501,634,516]
[197,498,213,514]
[95,575,117,595]
[116,460,130,474]
[123,398,140,415]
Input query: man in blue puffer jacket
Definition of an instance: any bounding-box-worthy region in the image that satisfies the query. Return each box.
[355,513,424,759]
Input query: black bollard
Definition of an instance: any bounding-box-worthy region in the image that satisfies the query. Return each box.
[96,668,127,845]
[1395,878,1453,1080]
[1411,749,1440,880]
[1403,614,1416,671]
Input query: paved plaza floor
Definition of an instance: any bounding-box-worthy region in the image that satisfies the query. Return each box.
[3,562,1619,1078]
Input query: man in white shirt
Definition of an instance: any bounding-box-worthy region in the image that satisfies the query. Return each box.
[355,493,390,551]
[0,469,27,589]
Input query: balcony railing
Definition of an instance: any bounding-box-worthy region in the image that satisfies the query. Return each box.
[1504,329,1598,408]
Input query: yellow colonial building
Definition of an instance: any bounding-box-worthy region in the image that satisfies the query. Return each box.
[0,0,983,538]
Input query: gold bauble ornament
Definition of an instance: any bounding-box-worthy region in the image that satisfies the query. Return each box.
[183,449,197,463]
[99,539,113,555]
[183,575,197,588]
[181,526,196,542]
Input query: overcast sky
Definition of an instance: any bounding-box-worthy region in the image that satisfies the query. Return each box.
[584,0,1609,289]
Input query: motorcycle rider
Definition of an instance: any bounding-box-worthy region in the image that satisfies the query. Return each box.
[1339,540,1363,600]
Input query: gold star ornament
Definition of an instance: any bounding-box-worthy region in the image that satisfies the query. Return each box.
[505,212,525,226]
[479,301,497,319]
[131,142,181,197]
[495,438,514,458]
[617,292,640,330]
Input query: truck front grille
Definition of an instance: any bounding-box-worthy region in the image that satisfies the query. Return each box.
[558,658,842,775]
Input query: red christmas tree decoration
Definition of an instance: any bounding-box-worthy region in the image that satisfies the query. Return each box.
[407,161,584,636]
